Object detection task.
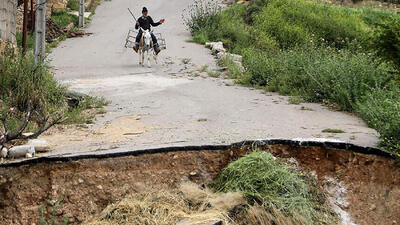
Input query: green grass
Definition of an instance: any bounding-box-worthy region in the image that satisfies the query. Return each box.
[322,128,346,133]
[210,151,339,225]
[64,96,109,124]
[51,10,79,28]
[181,58,191,64]
[217,57,249,83]
[207,70,221,78]
[67,0,79,11]
[16,32,35,52]
[198,64,209,72]
[288,96,303,105]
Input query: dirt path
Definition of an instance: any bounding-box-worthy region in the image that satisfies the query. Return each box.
[46,0,379,157]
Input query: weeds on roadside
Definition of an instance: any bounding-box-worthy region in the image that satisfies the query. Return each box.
[51,10,79,28]
[38,196,69,225]
[64,96,109,124]
[0,48,108,134]
[288,96,303,105]
[322,128,345,133]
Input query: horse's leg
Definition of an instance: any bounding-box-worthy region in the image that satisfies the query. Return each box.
[141,50,145,67]
[153,51,158,64]
[139,50,142,65]
[151,41,158,64]
[147,50,151,68]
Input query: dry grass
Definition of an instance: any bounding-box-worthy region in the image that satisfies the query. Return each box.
[84,182,318,225]
[83,182,244,225]
[242,204,307,225]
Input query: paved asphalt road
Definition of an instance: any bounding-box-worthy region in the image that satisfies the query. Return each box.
[47,0,379,156]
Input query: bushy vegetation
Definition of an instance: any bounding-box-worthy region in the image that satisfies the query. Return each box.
[211,151,338,224]
[0,51,66,113]
[252,0,370,49]
[184,0,400,154]
[51,10,79,28]
[67,0,79,11]
[242,46,392,111]
[16,32,35,52]
[0,50,107,133]
[357,87,400,154]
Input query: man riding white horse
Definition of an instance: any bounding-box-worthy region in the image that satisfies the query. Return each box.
[133,7,165,55]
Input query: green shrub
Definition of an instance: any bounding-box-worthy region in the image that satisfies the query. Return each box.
[374,15,400,68]
[67,0,79,11]
[242,46,392,111]
[51,10,79,27]
[183,3,250,53]
[182,0,221,35]
[211,151,337,224]
[0,51,66,112]
[252,0,370,49]
[16,32,35,52]
[212,4,250,53]
[217,56,251,84]
[0,50,107,133]
[358,87,400,154]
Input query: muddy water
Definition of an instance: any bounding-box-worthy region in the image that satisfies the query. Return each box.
[0,145,399,225]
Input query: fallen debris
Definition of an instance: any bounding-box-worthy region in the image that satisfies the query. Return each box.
[83,182,241,225]
[205,41,225,53]
[28,139,50,152]
[1,147,8,158]
[68,31,93,38]
[46,19,66,43]
[205,42,244,72]
[8,145,35,159]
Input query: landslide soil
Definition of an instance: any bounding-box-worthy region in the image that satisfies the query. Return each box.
[0,145,399,225]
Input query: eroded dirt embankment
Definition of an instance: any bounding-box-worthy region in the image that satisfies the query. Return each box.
[0,144,399,225]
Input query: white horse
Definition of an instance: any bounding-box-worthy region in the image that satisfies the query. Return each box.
[138,28,157,67]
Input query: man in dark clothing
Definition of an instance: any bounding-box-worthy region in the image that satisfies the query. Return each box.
[133,7,165,55]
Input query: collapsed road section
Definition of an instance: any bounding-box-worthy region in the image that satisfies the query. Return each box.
[0,140,399,225]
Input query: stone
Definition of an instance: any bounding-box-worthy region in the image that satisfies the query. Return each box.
[28,139,50,152]
[370,204,376,211]
[216,51,227,59]
[64,23,75,32]
[287,157,299,167]
[226,53,242,62]
[205,41,225,53]
[189,171,197,176]
[1,147,8,158]
[8,145,35,158]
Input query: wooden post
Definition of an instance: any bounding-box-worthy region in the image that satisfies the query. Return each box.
[22,0,28,55]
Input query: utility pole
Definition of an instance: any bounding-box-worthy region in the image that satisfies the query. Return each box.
[30,0,34,33]
[79,0,85,28]
[22,0,28,55]
[34,0,46,62]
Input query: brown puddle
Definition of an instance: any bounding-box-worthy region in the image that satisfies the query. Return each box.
[0,144,399,225]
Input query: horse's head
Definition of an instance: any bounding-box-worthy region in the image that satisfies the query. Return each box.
[143,30,152,49]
